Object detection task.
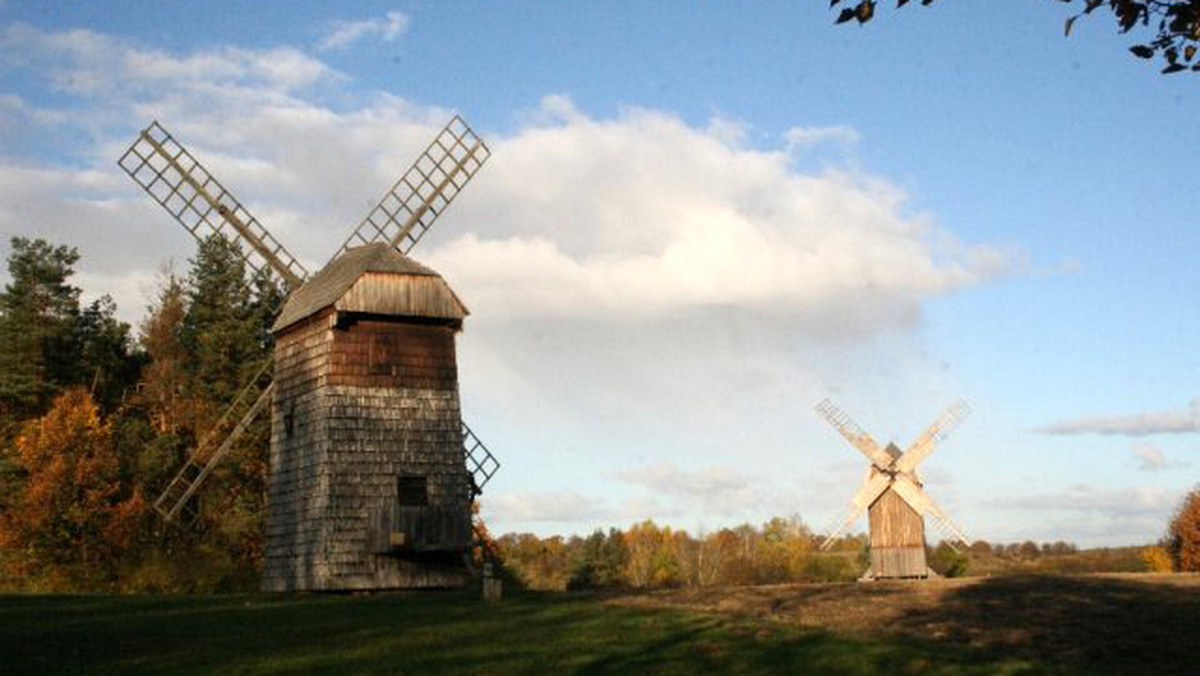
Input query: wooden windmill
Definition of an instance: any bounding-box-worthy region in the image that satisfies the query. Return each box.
[814,399,970,580]
[118,116,500,591]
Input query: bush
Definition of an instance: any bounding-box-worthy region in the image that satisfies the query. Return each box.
[928,542,969,577]
[802,553,859,582]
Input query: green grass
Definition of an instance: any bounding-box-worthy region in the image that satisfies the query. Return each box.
[1,577,1193,675]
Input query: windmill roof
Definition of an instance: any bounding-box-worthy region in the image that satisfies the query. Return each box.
[272,243,467,333]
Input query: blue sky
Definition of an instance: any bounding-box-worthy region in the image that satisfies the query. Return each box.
[1,0,1197,546]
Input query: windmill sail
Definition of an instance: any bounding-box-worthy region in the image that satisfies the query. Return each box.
[119,121,309,290]
[333,115,490,259]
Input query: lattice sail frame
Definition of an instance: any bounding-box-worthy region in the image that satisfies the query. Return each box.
[462,421,500,499]
[334,115,491,260]
[120,117,499,521]
[119,122,309,289]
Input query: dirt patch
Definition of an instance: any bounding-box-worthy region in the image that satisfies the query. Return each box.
[612,574,1200,672]
[612,577,980,634]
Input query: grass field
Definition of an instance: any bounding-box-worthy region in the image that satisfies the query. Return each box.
[2,574,1198,675]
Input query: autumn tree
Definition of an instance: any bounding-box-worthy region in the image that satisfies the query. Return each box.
[567,528,629,589]
[0,389,145,589]
[831,0,1200,74]
[1166,487,1200,571]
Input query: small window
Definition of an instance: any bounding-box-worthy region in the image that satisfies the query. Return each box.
[397,475,428,506]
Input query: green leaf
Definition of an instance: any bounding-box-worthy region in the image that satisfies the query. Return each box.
[836,7,857,23]
[1129,45,1155,58]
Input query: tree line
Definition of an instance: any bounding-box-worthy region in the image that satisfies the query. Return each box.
[0,235,1197,592]
[492,519,1191,591]
[0,236,281,591]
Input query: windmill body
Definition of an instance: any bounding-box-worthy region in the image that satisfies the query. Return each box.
[118,117,500,592]
[815,400,971,581]
[264,244,475,591]
[865,444,928,578]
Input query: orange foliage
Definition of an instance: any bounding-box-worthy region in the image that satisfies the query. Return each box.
[0,388,145,586]
[471,501,500,567]
[1168,488,1200,572]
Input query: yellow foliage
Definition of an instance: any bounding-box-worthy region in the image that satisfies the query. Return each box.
[1141,546,1173,573]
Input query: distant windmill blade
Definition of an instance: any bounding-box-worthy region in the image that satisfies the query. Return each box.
[814,399,893,470]
[893,474,971,550]
[333,115,491,261]
[894,399,971,475]
[118,121,309,290]
[819,472,890,550]
[152,362,274,521]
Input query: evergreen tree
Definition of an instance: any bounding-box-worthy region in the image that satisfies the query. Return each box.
[0,238,83,422]
[78,294,143,412]
[180,236,265,408]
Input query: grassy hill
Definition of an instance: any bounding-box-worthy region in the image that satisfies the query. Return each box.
[2,574,1198,675]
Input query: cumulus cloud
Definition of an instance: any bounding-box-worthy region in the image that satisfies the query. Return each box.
[1037,399,1200,437]
[318,11,409,51]
[423,97,1011,338]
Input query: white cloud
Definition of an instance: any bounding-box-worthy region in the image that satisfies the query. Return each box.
[488,490,613,525]
[318,11,409,51]
[1037,399,1200,436]
[0,23,337,108]
[614,463,778,517]
[987,484,1181,517]
[1130,443,1186,472]
[1133,444,1167,471]
[784,124,860,150]
[425,97,1010,338]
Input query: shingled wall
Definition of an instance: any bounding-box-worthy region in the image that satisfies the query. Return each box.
[262,310,472,591]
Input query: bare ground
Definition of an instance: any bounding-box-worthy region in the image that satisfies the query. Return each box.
[612,574,1200,673]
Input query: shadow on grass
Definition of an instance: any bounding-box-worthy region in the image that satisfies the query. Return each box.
[892,575,1200,676]
[8,578,1193,675]
[0,588,1005,676]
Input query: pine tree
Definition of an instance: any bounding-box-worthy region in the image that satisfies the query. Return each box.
[180,236,264,409]
[0,238,83,422]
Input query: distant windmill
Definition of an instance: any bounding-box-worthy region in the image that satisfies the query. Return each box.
[119,116,500,591]
[814,399,970,580]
